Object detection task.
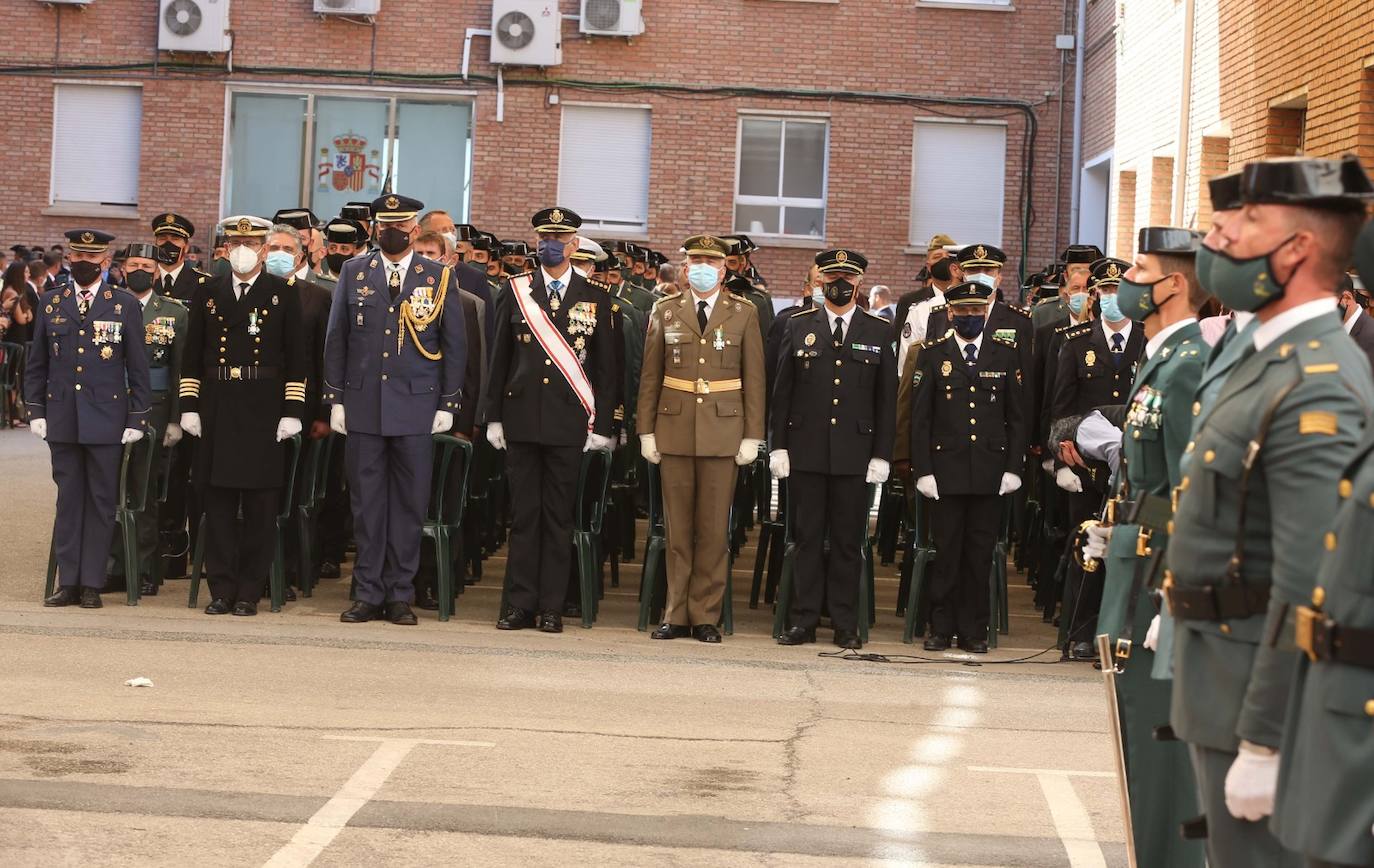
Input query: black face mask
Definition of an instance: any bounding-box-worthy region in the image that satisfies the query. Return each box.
[823,279,856,305]
[70,260,102,287]
[377,227,412,256]
[929,258,954,283]
[324,252,348,275]
[157,240,183,265]
[126,270,155,293]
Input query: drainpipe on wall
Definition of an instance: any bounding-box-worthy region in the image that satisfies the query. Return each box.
[1173,0,1197,226]
[1068,0,1087,244]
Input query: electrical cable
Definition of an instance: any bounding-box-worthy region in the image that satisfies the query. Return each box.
[818,640,1066,668]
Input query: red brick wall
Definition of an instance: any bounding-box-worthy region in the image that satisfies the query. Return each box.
[1,0,1074,296]
[1148,156,1174,226]
[1115,170,1137,259]
[1195,134,1231,230]
[1081,0,1117,161]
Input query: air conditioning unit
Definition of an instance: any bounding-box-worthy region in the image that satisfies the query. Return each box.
[580,0,643,37]
[490,0,562,67]
[158,0,231,53]
[314,0,380,14]
[36,0,94,6]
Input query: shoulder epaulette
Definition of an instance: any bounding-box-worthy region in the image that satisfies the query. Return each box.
[198,275,208,284]
[586,277,611,291]
[929,303,947,314]
[1290,337,1343,375]
[860,307,887,321]
[726,291,748,302]
[652,290,680,305]
[1063,323,1094,340]
[1007,304,1032,318]
[287,275,296,286]
[192,267,211,278]
[795,306,821,317]
[162,295,186,308]
[919,329,955,349]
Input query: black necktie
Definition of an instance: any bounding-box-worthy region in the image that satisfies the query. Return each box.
[163,274,173,295]
[237,282,249,300]
[1111,332,1124,367]
[697,300,708,332]
[832,318,844,347]
[964,343,978,365]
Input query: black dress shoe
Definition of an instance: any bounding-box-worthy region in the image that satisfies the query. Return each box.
[319,561,341,579]
[959,637,989,654]
[833,629,862,650]
[496,606,535,630]
[340,601,381,623]
[539,611,564,633]
[44,587,81,607]
[284,586,298,602]
[139,579,158,597]
[205,598,232,615]
[651,623,691,640]
[79,588,103,609]
[232,601,258,616]
[415,587,439,611]
[923,634,952,652]
[1069,640,1097,661]
[385,602,418,625]
[776,626,816,646]
[692,624,722,644]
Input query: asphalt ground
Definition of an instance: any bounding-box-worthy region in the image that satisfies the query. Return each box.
[0,429,1125,867]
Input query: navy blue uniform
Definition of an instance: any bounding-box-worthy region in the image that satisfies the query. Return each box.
[26,283,151,590]
[323,252,468,607]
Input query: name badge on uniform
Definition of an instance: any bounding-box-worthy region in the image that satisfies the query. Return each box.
[978,370,1006,378]
[851,343,880,353]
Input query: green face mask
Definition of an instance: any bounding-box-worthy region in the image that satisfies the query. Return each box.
[1116,274,1174,323]
[1204,235,1299,313]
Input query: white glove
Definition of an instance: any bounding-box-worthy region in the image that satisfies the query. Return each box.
[866,458,890,484]
[770,449,790,480]
[916,474,939,501]
[1224,745,1281,822]
[486,421,507,451]
[276,417,302,442]
[180,412,202,438]
[1055,466,1083,493]
[998,472,1022,496]
[639,433,661,464]
[1142,614,1161,651]
[330,404,347,435]
[30,418,47,440]
[121,427,144,445]
[735,437,762,466]
[1041,458,1055,473]
[584,432,614,452]
[432,410,454,434]
[1082,522,1111,561]
[162,422,182,448]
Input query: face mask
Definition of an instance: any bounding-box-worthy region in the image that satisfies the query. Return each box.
[70,260,102,287]
[228,245,260,275]
[687,263,720,293]
[1067,291,1089,316]
[441,231,458,250]
[125,270,155,294]
[573,263,592,278]
[952,313,986,340]
[823,278,856,306]
[1338,301,1350,320]
[264,251,297,277]
[1098,292,1125,323]
[929,258,954,282]
[324,252,348,275]
[157,240,183,265]
[1206,235,1300,313]
[1195,245,1219,293]
[378,227,412,256]
[537,238,568,268]
[1116,275,1173,323]
[811,286,825,305]
[965,272,997,290]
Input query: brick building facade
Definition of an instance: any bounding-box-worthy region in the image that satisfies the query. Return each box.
[2,0,1076,298]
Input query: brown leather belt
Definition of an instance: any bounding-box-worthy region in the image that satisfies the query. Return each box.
[214,365,279,381]
[1163,575,1270,622]
[663,376,741,395]
[1295,605,1374,669]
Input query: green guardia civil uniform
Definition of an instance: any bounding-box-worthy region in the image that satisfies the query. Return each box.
[1168,310,1374,867]
[1097,319,1206,868]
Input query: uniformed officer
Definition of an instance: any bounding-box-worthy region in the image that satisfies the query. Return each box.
[151,213,207,301]
[321,194,466,624]
[180,215,307,617]
[1274,217,1374,868]
[769,249,896,650]
[341,201,375,249]
[910,280,1025,652]
[722,235,774,344]
[113,242,188,598]
[923,245,1034,393]
[1166,156,1374,868]
[1076,227,1208,867]
[316,217,367,294]
[638,234,766,643]
[483,207,617,633]
[31,229,152,609]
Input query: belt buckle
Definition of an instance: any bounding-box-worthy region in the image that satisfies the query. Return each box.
[695,378,710,395]
[230,366,242,380]
[1105,498,1117,524]
[1294,605,1319,662]
[1115,638,1132,661]
[1161,570,1175,615]
[1136,528,1153,558]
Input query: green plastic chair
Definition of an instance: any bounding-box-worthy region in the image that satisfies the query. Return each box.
[635,463,668,631]
[294,433,336,598]
[422,434,473,622]
[770,482,876,641]
[0,342,24,428]
[901,495,938,644]
[188,434,301,611]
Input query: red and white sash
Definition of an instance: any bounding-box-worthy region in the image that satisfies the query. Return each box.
[511,273,596,432]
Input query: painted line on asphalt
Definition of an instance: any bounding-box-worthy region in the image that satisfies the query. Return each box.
[968,766,1110,868]
[261,737,494,868]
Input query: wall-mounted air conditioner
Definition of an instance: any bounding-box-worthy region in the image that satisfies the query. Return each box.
[314,0,381,15]
[491,0,562,67]
[159,0,232,53]
[580,0,644,37]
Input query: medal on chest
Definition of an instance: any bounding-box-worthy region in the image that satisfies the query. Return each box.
[408,287,436,330]
[1085,349,1097,367]
[248,309,261,336]
[713,327,726,352]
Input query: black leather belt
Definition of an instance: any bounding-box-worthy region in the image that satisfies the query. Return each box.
[1164,580,1270,621]
[1124,492,1172,533]
[1295,606,1374,669]
[213,365,279,381]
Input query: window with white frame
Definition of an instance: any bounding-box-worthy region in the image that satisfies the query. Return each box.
[51,84,142,207]
[909,120,1007,248]
[735,116,828,238]
[558,104,652,234]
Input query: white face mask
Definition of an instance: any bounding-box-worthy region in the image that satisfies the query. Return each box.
[573,263,591,277]
[228,245,260,275]
[441,231,458,249]
[966,272,997,290]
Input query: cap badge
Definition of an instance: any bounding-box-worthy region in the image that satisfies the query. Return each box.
[1107,263,1120,279]
[80,232,95,244]
[236,218,252,234]
[385,195,399,210]
[550,208,564,224]
[164,214,176,225]
[835,250,848,264]
[975,245,987,260]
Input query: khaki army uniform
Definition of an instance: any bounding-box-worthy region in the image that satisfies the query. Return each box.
[637,288,765,627]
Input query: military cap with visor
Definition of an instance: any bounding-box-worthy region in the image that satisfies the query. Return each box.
[956,243,1007,269]
[219,215,272,238]
[371,194,424,223]
[944,280,995,306]
[1089,257,1131,289]
[151,212,195,239]
[65,228,116,253]
[532,206,582,233]
[815,248,868,276]
[681,235,730,258]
